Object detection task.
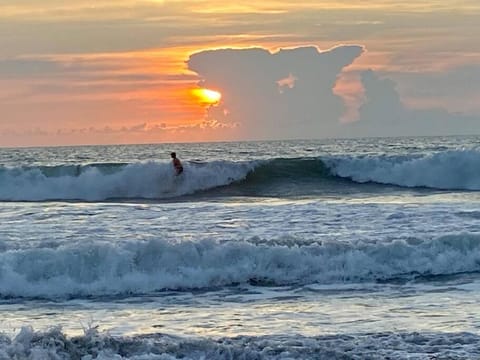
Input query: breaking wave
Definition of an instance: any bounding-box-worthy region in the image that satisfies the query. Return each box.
[327,149,480,190]
[1,149,480,201]
[0,161,254,201]
[1,233,479,299]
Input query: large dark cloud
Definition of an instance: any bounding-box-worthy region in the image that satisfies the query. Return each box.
[188,45,364,140]
[188,45,480,139]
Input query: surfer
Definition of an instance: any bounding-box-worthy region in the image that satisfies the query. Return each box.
[170,152,183,175]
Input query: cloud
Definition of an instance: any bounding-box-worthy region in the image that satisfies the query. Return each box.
[0,119,239,147]
[188,45,480,139]
[0,58,61,78]
[384,64,480,115]
[187,44,364,140]
[348,69,480,137]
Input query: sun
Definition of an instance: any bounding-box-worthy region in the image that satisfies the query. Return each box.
[191,88,222,104]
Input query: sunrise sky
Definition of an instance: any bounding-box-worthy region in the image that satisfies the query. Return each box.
[1,0,480,147]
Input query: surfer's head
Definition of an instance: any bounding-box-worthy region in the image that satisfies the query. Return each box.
[170,152,176,158]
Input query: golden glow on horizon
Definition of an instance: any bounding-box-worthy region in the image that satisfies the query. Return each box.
[191,88,222,104]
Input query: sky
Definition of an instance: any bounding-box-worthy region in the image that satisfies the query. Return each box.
[1,1,480,147]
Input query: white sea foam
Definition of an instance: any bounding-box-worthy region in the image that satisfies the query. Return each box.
[0,161,254,201]
[1,233,479,299]
[326,149,480,190]
[1,326,479,359]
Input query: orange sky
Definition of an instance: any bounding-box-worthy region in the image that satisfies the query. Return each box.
[1,1,480,146]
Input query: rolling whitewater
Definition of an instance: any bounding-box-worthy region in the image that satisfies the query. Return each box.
[1,137,480,359]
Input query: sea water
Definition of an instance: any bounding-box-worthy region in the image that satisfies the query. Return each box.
[0,137,480,359]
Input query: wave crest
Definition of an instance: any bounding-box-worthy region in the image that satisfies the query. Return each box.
[0,161,253,201]
[327,149,480,190]
[1,233,479,299]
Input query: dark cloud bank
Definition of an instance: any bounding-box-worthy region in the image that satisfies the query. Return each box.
[188,45,480,140]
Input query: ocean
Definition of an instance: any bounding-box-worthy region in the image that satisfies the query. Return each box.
[1,136,480,359]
